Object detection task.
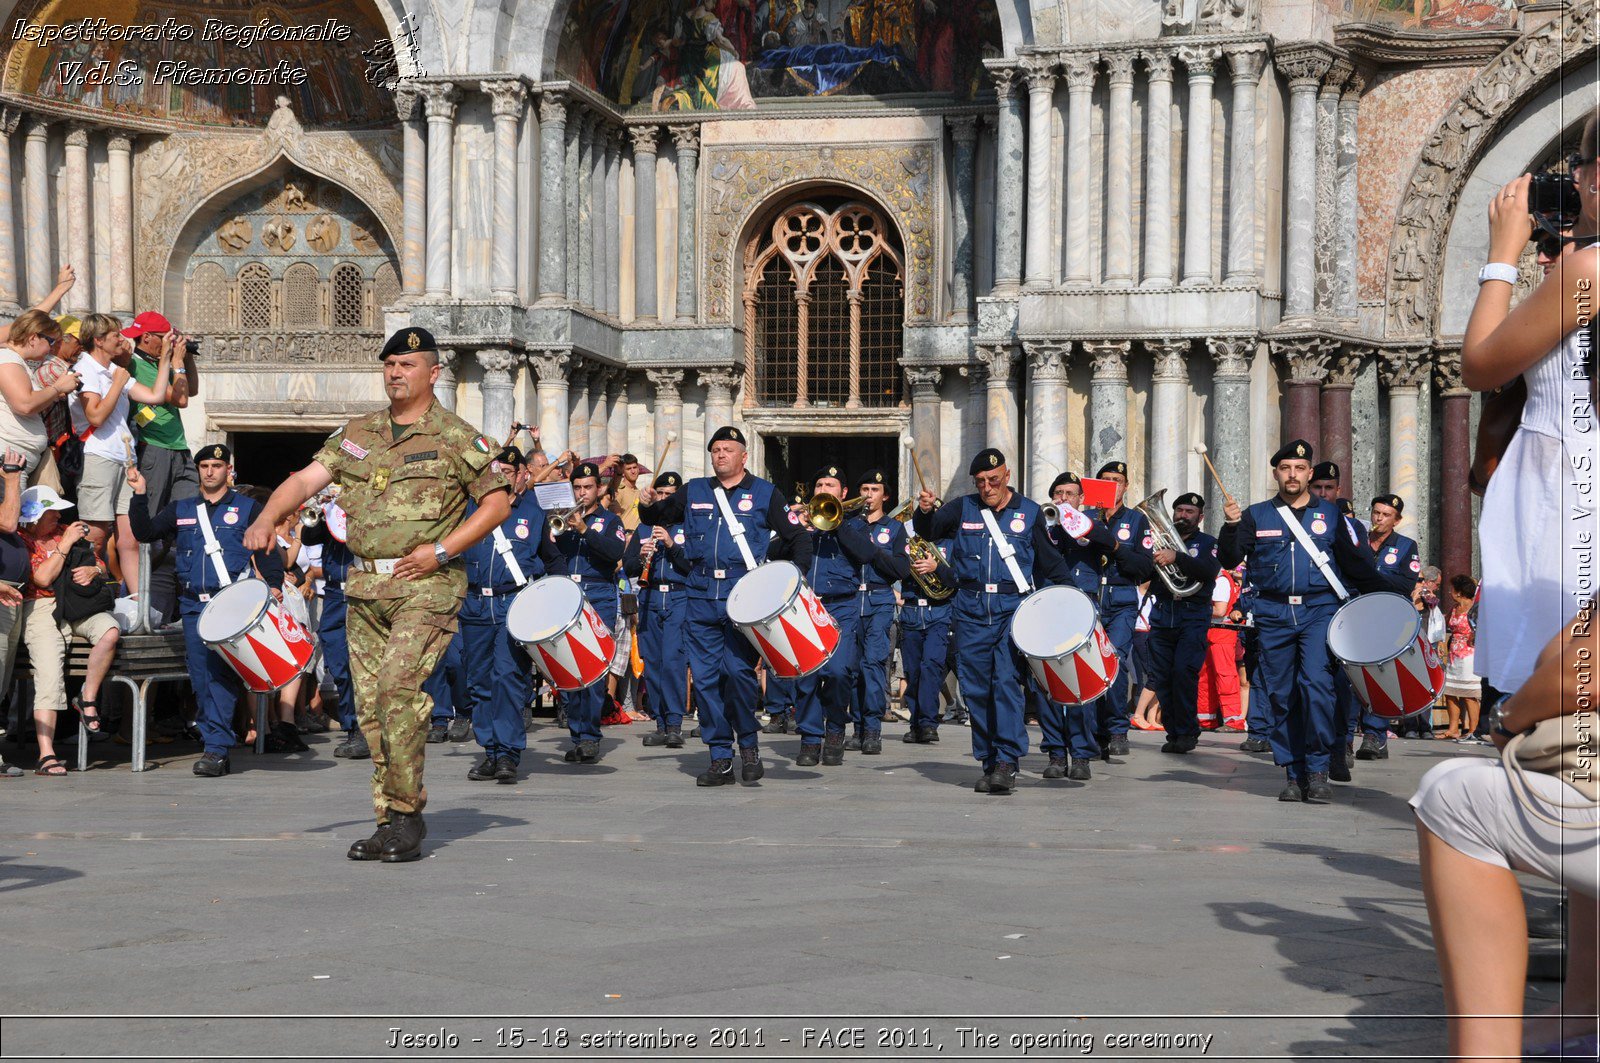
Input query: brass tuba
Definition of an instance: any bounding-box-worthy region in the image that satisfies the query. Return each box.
[890,499,955,601]
[1134,488,1205,598]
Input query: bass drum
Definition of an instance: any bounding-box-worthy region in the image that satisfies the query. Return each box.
[506,576,616,692]
[195,579,316,693]
[1009,585,1119,705]
[725,561,839,680]
[1326,591,1444,720]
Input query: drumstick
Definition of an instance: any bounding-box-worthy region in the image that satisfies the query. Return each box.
[1192,443,1237,510]
[901,433,929,495]
[653,430,677,476]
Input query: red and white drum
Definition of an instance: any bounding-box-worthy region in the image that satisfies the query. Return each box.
[507,576,616,692]
[1327,591,1444,720]
[196,579,316,693]
[726,561,839,680]
[1010,585,1120,705]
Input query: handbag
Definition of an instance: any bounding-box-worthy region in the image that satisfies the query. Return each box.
[1503,716,1600,827]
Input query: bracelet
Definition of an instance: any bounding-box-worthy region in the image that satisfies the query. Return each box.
[1493,721,1523,740]
[1478,262,1520,286]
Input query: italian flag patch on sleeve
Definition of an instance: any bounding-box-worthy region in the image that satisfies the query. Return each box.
[473,436,492,454]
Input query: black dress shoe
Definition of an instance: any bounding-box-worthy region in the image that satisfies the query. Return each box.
[1041,756,1067,780]
[333,731,370,759]
[740,747,764,782]
[902,727,923,743]
[1106,736,1130,757]
[379,812,426,862]
[860,733,883,755]
[563,747,581,762]
[347,822,391,861]
[1239,737,1271,753]
[192,752,230,777]
[1355,735,1388,760]
[1329,760,1352,783]
[1278,779,1307,802]
[578,741,600,763]
[922,728,939,743]
[987,763,1018,794]
[642,730,670,746]
[467,756,499,781]
[696,759,736,786]
[1304,772,1333,802]
[494,756,517,784]
[1067,758,1092,781]
[447,717,473,742]
[1160,739,1187,754]
[821,733,845,766]
[844,735,863,751]
[664,729,685,749]
[795,744,821,767]
[973,771,994,793]
[426,723,448,744]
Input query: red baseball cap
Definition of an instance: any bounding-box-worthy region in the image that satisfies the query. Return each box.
[121,311,172,339]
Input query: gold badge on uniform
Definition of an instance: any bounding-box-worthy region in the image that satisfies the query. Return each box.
[373,467,391,493]
[406,330,420,350]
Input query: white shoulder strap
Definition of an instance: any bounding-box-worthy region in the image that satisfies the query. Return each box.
[979,505,1032,594]
[194,503,235,587]
[490,526,529,587]
[713,485,758,569]
[1272,501,1349,601]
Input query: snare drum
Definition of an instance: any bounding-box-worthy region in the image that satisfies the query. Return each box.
[506,576,616,691]
[1326,591,1444,720]
[196,579,316,693]
[1009,585,1119,705]
[725,561,839,680]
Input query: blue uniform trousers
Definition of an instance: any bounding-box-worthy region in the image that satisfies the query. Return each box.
[954,591,1029,769]
[762,676,796,715]
[851,590,896,736]
[1095,586,1141,740]
[1030,678,1100,760]
[183,609,246,758]
[460,592,532,764]
[638,586,690,730]
[1243,629,1272,740]
[687,596,761,760]
[1253,601,1340,779]
[1330,669,1358,773]
[565,593,618,747]
[1148,617,1210,741]
[425,627,467,725]
[898,618,950,734]
[795,602,858,742]
[318,588,355,733]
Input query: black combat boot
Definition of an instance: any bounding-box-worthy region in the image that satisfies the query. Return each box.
[1067,758,1092,781]
[821,733,846,766]
[346,821,391,861]
[663,728,685,749]
[467,756,498,781]
[987,762,1018,794]
[1041,755,1067,780]
[696,759,736,786]
[1304,772,1333,802]
[795,743,821,767]
[740,747,764,782]
[379,811,427,863]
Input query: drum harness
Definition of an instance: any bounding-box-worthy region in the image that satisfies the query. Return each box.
[979,507,1032,595]
[489,526,530,591]
[712,486,760,572]
[1272,501,1349,604]
[194,502,243,598]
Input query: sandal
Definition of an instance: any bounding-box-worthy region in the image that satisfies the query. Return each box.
[73,696,103,734]
[34,755,68,777]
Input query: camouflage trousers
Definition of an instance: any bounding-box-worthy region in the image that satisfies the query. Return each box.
[347,586,461,823]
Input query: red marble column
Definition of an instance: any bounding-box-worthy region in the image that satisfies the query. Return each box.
[1273,337,1330,446]
[1320,384,1352,479]
[1437,352,1473,582]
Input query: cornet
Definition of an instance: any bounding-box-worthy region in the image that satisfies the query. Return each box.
[798,491,868,532]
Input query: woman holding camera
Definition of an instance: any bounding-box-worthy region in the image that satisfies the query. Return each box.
[0,310,78,478]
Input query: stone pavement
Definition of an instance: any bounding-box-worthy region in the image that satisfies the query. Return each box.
[0,723,1560,1060]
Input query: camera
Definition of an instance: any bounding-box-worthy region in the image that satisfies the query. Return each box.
[1529,170,1581,227]
[184,338,200,357]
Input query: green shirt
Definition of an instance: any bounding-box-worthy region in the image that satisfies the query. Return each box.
[130,357,187,451]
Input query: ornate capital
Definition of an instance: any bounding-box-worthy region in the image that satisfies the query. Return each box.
[1021,56,1057,94]
[1275,46,1333,91]
[538,91,568,126]
[975,343,1016,382]
[1024,341,1070,381]
[24,115,51,140]
[1272,337,1331,385]
[105,132,134,155]
[1206,336,1255,378]
[947,115,979,145]
[1379,345,1431,389]
[436,348,459,372]
[904,364,943,396]
[1146,338,1191,382]
[418,82,460,121]
[1341,70,1366,103]
[1434,349,1467,395]
[1083,340,1131,381]
[392,85,422,122]
[1103,51,1137,86]
[529,348,572,383]
[64,122,90,149]
[628,124,660,156]
[990,64,1019,100]
[1175,45,1220,79]
[1324,344,1368,388]
[476,347,516,376]
[699,367,740,404]
[1060,52,1099,92]
[0,107,21,137]
[646,368,684,401]
[670,123,700,154]
[1320,59,1353,98]
[483,79,527,119]
[1143,50,1174,82]
[1225,44,1268,85]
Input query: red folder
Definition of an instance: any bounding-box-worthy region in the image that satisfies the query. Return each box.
[1080,477,1119,510]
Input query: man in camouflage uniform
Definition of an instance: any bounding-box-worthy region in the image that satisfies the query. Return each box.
[246,326,511,863]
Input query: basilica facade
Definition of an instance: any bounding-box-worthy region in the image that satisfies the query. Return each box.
[0,0,1593,577]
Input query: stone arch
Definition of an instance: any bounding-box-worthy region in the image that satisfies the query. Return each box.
[1383,3,1597,339]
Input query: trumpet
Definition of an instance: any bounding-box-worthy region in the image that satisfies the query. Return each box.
[1134,488,1205,599]
[1041,502,1062,528]
[798,491,869,532]
[297,487,340,529]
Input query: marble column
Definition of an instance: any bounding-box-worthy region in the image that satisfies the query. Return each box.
[577,114,595,308]
[1177,46,1218,287]
[905,366,943,495]
[567,361,591,457]
[433,349,459,411]
[0,110,19,311]
[1277,49,1330,319]
[420,84,458,299]
[607,372,629,457]
[948,116,978,319]
[1025,342,1070,496]
[23,117,50,305]
[976,344,1019,460]
[530,349,572,455]
[646,370,685,476]
[1436,352,1473,581]
[1381,346,1430,513]
[587,367,609,452]
[477,348,517,440]
[537,93,569,302]
[1224,45,1266,285]
[1335,74,1363,321]
[1147,339,1191,497]
[1022,57,1057,289]
[631,125,660,322]
[700,367,739,448]
[485,80,526,300]
[564,116,580,301]
[395,87,427,298]
[1141,51,1175,288]
[1062,52,1098,285]
[1314,61,1350,316]
[63,124,90,313]
[1206,337,1254,523]
[991,66,1025,294]
[591,124,608,312]
[1320,344,1364,488]
[1103,52,1137,287]
[1084,340,1131,473]
[105,132,134,318]
[1272,336,1330,445]
[604,129,622,317]
[672,124,700,323]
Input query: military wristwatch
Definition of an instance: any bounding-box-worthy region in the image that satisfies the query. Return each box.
[433,543,450,567]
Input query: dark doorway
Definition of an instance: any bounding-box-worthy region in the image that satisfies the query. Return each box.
[230,431,328,492]
[762,434,900,506]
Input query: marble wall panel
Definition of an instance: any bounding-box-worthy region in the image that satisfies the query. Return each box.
[453,98,495,299]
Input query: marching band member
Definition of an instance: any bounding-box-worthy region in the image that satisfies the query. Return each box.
[1084,460,1154,759]
[302,499,361,759]
[1355,493,1422,761]
[912,448,1076,795]
[899,530,955,747]
[1309,459,1363,779]
[791,465,869,766]
[543,460,626,765]
[1217,440,1402,804]
[1145,492,1221,755]
[623,471,691,749]
[847,468,909,755]
[635,426,813,787]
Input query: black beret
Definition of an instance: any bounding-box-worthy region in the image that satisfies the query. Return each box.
[571,461,601,481]
[195,443,231,464]
[1311,461,1341,482]
[1174,492,1205,510]
[813,464,844,485]
[652,471,682,489]
[707,426,746,450]
[379,326,436,359]
[1049,471,1082,493]
[968,448,1005,475]
[495,445,526,467]
[1096,460,1128,479]
[856,467,886,487]
[1271,439,1313,465]
[1372,493,1404,515]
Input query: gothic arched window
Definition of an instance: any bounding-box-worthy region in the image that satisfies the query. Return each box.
[237,263,273,330]
[745,200,904,408]
[283,263,321,329]
[186,262,230,331]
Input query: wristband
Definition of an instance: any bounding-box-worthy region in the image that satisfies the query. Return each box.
[1477,262,1520,286]
[1492,721,1523,740]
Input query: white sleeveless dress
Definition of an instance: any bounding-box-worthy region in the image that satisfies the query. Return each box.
[1476,290,1599,693]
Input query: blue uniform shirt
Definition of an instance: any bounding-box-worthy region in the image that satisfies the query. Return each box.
[623,522,691,585]
[912,491,1074,593]
[855,514,907,592]
[128,488,284,613]
[636,472,813,600]
[1089,505,1154,589]
[1369,530,1421,592]
[1149,529,1223,625]
[1218,496,1396,601]
[462,490,547,590]
[543,506,627,603]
